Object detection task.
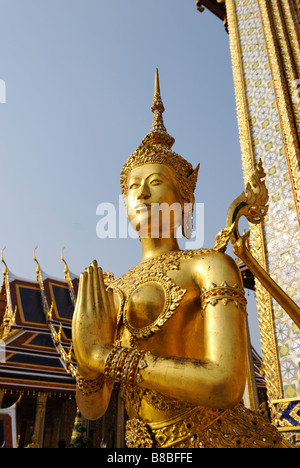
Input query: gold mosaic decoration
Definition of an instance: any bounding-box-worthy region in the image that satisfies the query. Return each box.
[292,1,300,34]
[270,398,300,441]
[226,0,300,443]
[226,0,282,400]
[226,0,300,406]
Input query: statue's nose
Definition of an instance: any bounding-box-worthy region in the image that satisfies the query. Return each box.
[137,182,151,200]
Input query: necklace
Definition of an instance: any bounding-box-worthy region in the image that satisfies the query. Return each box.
[109,249,211,345]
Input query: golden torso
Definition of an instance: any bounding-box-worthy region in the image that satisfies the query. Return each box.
[110,249,212,423]
[106,249,286,449]
[74,245,285,448]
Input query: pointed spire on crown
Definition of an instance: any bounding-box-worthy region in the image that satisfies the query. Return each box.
[141,68,175,149]
[120,69,199,207]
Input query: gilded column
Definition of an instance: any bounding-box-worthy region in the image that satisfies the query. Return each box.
[0,388,5,408]
[225,0,300,445]
[32,392,48,448]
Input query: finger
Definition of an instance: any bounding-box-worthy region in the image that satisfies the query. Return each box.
[98,267,109,313]
[77,271,88,306]
[87,264,95,311]
[92,260,103,310]
[72,271,87,343]
[107,288,116,322]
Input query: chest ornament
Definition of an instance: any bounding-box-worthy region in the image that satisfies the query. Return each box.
[124,273,186,341]
[108,250,206,344]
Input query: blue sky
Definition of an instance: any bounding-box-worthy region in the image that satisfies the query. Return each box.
[0,1,261,351]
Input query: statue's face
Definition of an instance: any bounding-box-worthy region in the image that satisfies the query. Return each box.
[126,163,182,238]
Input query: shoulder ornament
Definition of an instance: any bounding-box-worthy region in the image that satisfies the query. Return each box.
[200,282,247,313]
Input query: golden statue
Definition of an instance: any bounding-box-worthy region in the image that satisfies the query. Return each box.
[72,70,289,448]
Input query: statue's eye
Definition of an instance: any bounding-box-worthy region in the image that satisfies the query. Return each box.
[129,182,140,190]
[150,179,162,186]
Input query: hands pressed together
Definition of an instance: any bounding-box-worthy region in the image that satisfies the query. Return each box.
[72,260,117,379]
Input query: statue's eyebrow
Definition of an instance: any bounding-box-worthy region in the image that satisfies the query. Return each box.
[128,172,166,183]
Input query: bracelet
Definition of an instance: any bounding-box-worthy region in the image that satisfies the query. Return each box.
[200,282,247,312]
[76,372,105,396]
[104,346,148,385]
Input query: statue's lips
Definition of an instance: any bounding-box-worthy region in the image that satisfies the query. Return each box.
[134,203,151,211]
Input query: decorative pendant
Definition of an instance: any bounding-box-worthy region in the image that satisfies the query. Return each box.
[109,250,196,344]
[122,272,186,342]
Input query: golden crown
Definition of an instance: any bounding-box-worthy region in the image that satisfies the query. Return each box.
[120,69,199,204]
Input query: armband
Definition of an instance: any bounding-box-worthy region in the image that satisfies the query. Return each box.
[200,282,247,312]
[104,346,148,385]
[76,372,105,396]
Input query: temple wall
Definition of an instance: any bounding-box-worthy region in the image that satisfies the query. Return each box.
[226,0,300,444]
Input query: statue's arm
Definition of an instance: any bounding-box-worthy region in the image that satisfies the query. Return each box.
[75,377,114,421]
[72,261,117,420]
[74,254,247,412]
[130,252,248,408]
[93,253,246,408]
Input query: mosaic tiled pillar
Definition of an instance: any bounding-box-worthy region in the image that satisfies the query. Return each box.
[225,0,300,445]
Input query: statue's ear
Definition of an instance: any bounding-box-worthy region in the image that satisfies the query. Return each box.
[182,203,194,239]
[187,163,200,196]
[180,164,199,239]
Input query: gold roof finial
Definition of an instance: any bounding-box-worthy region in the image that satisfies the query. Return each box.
[67,342,73,362]
[141,68,175,149]
[61,247,77,306]
[48,302,53,322]
[33,246,40,275]
[61,247,68,276]
[56,323,62,344]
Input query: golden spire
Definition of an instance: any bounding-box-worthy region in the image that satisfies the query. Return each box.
[120,69,199,210]
[154,67,160,95]
[141,68,175,149]
[61,247,76,306]
[33,246,40,277]
[1,247,7,275]
[61,247,69,276]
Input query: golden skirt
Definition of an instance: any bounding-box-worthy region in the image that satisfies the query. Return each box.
[125,404,288,448]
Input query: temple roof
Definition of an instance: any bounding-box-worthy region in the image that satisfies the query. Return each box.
[0,250,79,395]
[237,259,256,291]
[0,249,264,396]
[196,0,226,21]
